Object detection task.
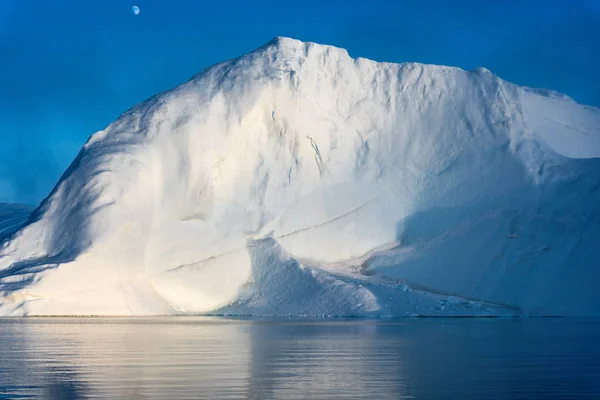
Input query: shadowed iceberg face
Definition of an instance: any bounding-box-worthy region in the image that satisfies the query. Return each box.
[0,203,33,240]
[0,38,599,317]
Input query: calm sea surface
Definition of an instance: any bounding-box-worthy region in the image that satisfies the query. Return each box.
[0,318,599,399]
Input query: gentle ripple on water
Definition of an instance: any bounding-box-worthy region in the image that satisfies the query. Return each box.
[0,318,599,399]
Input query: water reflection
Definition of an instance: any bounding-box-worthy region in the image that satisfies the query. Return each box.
[1,318,253,399]
[248,322,409,398]
[0,318,599,399]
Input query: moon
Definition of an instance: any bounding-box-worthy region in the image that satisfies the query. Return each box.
[132,5,140,15]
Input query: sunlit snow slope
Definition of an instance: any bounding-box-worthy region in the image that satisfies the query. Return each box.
[1,37,599,316]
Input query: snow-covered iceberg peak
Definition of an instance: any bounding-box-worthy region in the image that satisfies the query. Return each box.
[1,37,599,317]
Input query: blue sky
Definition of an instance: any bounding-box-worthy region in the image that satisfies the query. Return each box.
[1,0,599,204]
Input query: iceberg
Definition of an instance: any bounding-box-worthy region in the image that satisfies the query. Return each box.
[0,203,33,241]
[1,37,599,316]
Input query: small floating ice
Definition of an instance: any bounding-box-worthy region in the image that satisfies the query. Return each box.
[400,284,412,292]
[132,5,140,15]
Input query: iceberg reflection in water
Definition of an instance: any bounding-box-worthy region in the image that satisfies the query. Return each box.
[0,318,599,399]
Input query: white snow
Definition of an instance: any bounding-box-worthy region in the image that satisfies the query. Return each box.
[1,37,599,316]
[520,87,600,158]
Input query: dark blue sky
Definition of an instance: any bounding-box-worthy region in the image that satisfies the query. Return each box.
[1,0,599,204]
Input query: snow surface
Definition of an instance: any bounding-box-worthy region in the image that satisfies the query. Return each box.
[1,37,599,316]
[0,204,33,241]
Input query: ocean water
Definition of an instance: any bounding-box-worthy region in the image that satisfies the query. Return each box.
[0,318,599,399]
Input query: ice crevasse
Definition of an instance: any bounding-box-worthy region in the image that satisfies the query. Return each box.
[1,37,599,316]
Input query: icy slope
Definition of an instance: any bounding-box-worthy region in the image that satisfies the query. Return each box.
[1,37,599,316]
[0,204,33,241]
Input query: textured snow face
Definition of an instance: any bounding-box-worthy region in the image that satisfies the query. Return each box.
[0,204,33,241]
[1,37,599,316]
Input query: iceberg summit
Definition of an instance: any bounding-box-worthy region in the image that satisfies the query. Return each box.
[1,37,599,317]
